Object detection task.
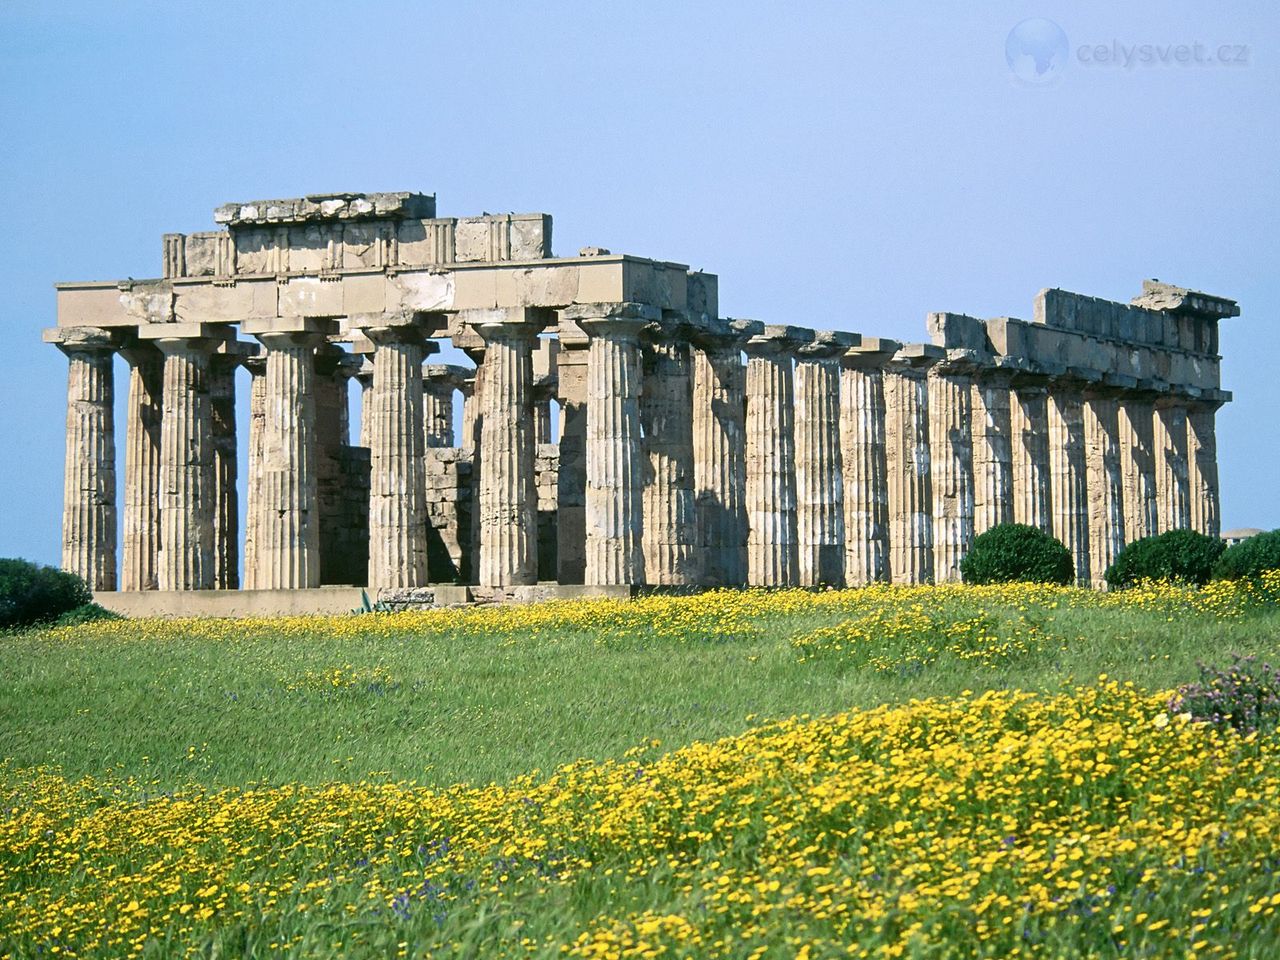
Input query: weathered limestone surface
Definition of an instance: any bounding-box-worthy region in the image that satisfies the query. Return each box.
[555,344,588,584]
[56,330,118,591]
[1011,384,1053,533]
[884,349,937,584]
[794,334,850,586]
[424,364,465,448]
[1118,398,1159,544]
[1048,386,1091,585]
[1084,391,1126,587]
[120,344,162,591]
[573,304,652,586]
[210,353,240,590]
[469,308,544,587]
[744,327,806,587]
[971,372,1013,536]
[641,326,698,585]
[1188,402,1221,538]
[241,355,267,589]
[928,358,975,583]
[840,343,894,586]
[1154,401,1191,532]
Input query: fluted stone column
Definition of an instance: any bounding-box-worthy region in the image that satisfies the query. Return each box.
[971,371,1013,536]
[692,321,754,587]
[884,348,938,584]
[1048,384,1091,585]
[358,322,434,589]
[53,328,118,591]
[744,326,808,587]
[459,375,479,454]
[641,323,698,585]
[840,342,894,586]
[120,343,163,591]
[468,308,545,588]
[424,364,459,448]
[1084,389,1126,587]
[569,303,654,586]
[1188,399,1222,538]
[241,354,267,590]
[1011,383,1053,533]
[533,393,554,447]
[354,358,374,449]
[154,336,218,591]
[794,334,851,587]
[555,341,589,584]
[928,356,976,584]
[1118,397,1158,545]
[250,330,325,590]
[210,351,241,589]
[1154,399,1191,532]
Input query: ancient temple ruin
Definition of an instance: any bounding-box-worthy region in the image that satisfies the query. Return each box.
[47,192,1237,609]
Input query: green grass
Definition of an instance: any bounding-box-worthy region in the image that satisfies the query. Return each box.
[3,591,1279,791]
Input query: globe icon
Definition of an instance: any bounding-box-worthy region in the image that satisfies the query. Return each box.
[1005,18,1069,84]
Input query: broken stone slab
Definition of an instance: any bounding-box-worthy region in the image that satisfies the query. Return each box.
[214,193,437,227]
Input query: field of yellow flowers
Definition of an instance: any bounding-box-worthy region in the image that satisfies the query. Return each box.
[4,577,1280,957]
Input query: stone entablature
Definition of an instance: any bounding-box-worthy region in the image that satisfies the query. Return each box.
[48,191,1238,599]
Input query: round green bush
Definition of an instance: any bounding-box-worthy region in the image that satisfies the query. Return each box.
[0,558,92,631]
[960,523,1074,586]
[1214,530,1280,581]
[1104,529,1225,590]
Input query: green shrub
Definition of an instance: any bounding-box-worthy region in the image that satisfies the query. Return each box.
[1105,529,1225,590]
[960,523,1074,586]
[53,603,122,627]
[1214,530,1280,581]
[0,558,93,630]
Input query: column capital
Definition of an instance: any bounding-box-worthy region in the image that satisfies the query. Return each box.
[840,336,900,370]
[44,325,125,355]
[252,329,329,352]
[423,363,470,391]
[930,348,987,378]
[884,342,944,375]
[796,330,859,361]
[462,306,553,343]
[742,323,816,358]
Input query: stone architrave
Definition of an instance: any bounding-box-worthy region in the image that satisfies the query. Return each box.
[1188,399,1222,538]
[1118,396,1158,545]
[928,353,977,584]
[691,319,756,587]
[1048,382,1091,585]
[467,308,547,588]
[839,340,896,586]
[1083,387,1126,587]
[883,347,939,584]
[1154,399,1191,532]
[241,353,267,589]
[244,323,329,590]
[119,341,163,591]
[151,334,220,591]
[641,317,698,585]
[971,368,1014,536]
[743,325,810,587]
[51,327,119,591]
[568,303,653,585]
[1010,381,1053,533]
[353,316,436,590]
[794,332,855,587]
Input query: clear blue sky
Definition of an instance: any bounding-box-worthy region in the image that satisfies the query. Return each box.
[1,1,1276,565]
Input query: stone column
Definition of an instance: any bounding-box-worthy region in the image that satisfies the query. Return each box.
[533,392,554,447]
[691,320,755,587]
[928,354,976,584]
[567,303,654,586]
[794,333,852,586]
[971,369,1013,536]
[1154,398,1191,532]
[153,335,218,591]
[241,353,267,590]
[1048,383,1091,585]
[744,326,809,587]
[210,349,242,589]
[883,347,939,584]
[641,319,698,585]
[1010,382,1053,533]
[119,342,163,591]
[467,308,545,588]
[839,341,895,586]
[1118,396,1158,545]
[1188,398,1222,538]
[423,364,458,448]
[1084,388,1126,587]
[247,328,326,590]
[355,319,434,590]
[555,338,589,584]
[52,328,118,591]
[354,358,374,449]
[459,375,479,454]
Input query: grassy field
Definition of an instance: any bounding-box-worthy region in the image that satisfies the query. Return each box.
[3,579,1280,957]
